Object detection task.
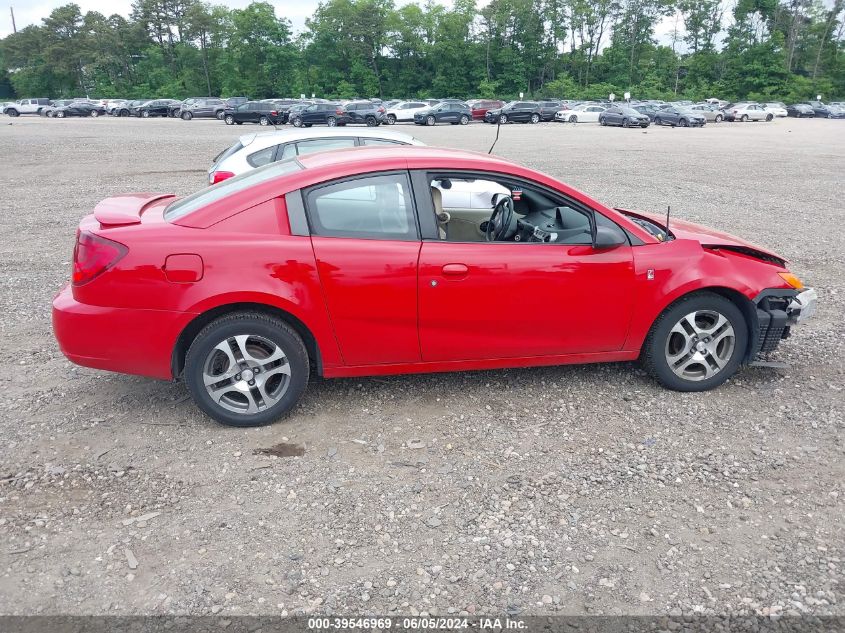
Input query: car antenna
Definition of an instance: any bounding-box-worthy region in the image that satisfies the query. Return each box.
[488,118,501,154]
[665,204,671,237]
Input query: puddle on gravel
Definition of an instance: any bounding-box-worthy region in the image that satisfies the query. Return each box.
[254,442,306,458]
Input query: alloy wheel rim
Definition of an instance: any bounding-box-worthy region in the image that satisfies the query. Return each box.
[665,310,736,381]
[203,334,291,415]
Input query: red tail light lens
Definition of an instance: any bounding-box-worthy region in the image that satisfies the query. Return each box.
[210,170,234,184]
[378,107,385,113]
[73,231,127,285]
[270,111,277,116]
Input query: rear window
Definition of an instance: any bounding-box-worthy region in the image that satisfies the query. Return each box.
[165,158,304,221]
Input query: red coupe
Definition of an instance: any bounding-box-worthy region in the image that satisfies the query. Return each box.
[53,147,817,427]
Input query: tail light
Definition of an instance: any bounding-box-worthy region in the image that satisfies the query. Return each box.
[378,107,385,113]
[210,171,234,184]
[270,111,277,116]
[73,230,127,285]
[336,109,344,115]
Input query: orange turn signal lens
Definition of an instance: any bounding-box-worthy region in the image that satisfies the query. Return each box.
[778,272,804,289]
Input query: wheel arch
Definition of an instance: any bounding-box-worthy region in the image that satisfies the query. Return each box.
[639,286,759,362]
[171,301,323,380]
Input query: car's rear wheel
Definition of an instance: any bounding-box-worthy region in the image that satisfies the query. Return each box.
[259,116,270,126]
[56,111,65,118]
[741,114,748,122]
[600,117,606,126]
[642,292,747,392]
[216,110,225,120]
[182,111,193,121]
[530,113,540,124]
[120,109,128,117]
[224,115,234,125]
[6,109,19,117]
[185,312,309,427]
[365,115,377,126]
[426,115,436,126]
[679,118,688,127]
[653,116,661,125]
[327,116,337,127]
[766,113,773,121]
[460,114,470,125]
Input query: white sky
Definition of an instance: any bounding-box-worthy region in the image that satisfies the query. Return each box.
[2,0,680,44]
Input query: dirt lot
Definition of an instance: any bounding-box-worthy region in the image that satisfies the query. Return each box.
[0,116,842,618]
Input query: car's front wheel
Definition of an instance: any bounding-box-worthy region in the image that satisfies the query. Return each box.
[56,111,65,118]
[386,114,396,124]
[292,117,303,127]
[184,312,309,427]
[141,110,149,118]
[426,115,436,126]
[715,114,723,122]
[568,115,577,123]
[182,111,193,121]
[499,114,508,124]
[642,292,747,392]
[224,115,234,125]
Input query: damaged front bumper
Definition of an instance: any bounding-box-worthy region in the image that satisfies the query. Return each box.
[751,288,817,357]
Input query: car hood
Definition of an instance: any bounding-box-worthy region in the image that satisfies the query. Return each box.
[618,209,787,266]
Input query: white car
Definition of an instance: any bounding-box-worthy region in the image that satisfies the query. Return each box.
[384,100,431,124]
[763,102,788,117]
[555,104,606,123]
[726,103,773,122]
[207,128,508,212]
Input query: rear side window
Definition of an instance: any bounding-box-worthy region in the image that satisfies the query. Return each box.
[296,138,356,156]
[361,138,405,146]
[213,141,244,165]
[165,159,303,221]
[247,146,278,167]
[306,173,417,240]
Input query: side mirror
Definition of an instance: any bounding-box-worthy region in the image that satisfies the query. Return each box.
[593,224,627,249]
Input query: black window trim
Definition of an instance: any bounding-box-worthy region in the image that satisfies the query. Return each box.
[302,170,421,242]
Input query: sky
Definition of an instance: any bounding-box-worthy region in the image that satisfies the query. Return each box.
[1,0,679,44]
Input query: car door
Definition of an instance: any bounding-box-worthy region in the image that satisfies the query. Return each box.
[302,171,422,366]
[415,172,636,361]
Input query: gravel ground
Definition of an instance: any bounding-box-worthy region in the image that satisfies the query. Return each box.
[0,116,842,619]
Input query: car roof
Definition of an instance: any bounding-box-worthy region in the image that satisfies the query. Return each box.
[236,127,425,151]
[296,146,516,173]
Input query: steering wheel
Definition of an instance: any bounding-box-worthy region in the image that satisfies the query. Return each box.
[486,194,515,242]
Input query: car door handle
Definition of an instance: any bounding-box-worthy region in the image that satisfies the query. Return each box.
[442,263,468,277]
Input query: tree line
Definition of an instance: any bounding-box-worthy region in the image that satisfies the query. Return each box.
[1,0,843,103]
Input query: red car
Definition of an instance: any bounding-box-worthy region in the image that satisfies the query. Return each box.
[53,147,817,427]
[468,99,505,120]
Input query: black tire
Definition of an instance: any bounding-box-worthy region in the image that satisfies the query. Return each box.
[679,118,688,127]
[568,115,577,123]
[327,116,337,127]
[292,117,303,127]
[6,109,19,117]
[259,116,269,126]
[119,109,129,117]
[182,111,193,121]
[46,110,55,118]
[741,114,748,122]
[426,115,436,126]
[56,111,65,118]
[141,110,149,118]
[530,113,540,124]
[215,110,225,120]
[622,118,629,128]
[766,113,773,122]
[641,292,748,392]
[365,116,377,127]
[499,114,508,124]
[654,117,661,126]
[715,114,723,123]
[224,115,234,125]
[460,114,469,125]
[184,312,309,427]
[386,114,396,124]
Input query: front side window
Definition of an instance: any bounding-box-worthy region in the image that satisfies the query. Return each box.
[361,138,404,146]
[306,173,417,240]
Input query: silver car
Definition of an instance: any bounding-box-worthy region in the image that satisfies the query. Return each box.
[208,128,425,184]
[688,104,724,122]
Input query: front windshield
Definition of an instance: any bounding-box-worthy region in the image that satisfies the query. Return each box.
[165,158,304,221]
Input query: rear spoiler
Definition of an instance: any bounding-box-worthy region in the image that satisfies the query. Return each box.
[94,193,176,226]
